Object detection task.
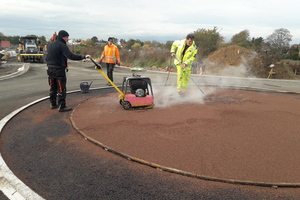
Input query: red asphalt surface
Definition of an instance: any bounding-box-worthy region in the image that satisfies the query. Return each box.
[71,88,300,184]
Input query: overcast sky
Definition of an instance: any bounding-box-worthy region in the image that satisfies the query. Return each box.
[1,0,300,44]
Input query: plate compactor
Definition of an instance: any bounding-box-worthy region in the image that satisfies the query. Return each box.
[90,58,155,110]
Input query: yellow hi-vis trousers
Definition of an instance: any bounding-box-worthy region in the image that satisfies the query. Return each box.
[176,64,191,92]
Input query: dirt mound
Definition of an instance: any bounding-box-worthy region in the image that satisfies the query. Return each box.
[204,45,299,79]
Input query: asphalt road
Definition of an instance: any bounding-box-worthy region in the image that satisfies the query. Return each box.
[1,61,300,199]
[0,60,132,119]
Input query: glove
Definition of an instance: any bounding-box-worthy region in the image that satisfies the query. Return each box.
[166,65,173,71]
[117,61,121,66]
[99,59,102,63]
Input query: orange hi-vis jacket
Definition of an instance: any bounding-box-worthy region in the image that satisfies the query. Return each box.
[100,44,120,64]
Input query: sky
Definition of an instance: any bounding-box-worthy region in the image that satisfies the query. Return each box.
[1,0,300,45]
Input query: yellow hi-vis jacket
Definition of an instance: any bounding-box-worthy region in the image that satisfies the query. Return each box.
[170,39,197,66]
[100,44,120,64]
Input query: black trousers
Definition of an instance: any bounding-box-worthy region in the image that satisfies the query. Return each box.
[106,63,115,82]
[47,68,67,107]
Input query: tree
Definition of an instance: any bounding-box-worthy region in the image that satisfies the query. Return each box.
[230,30,266,50]
[125,39,135,50]
[80,39,94,46]
[266,28,292,49]
[91,36,98,44]
[193,27,224,58]
[265,28,292,60]
[131,43,141,50]
[164,41,173,50]
[231,29,250,44]
[124,39,143,50]
[0,32,4,41]
[230,29,260,49]
[38,36,47,45]
[151,40,161,48]
[251,37,264,50]
[286,44,300,60]
[120,39,126,47]
[3,36,19,44]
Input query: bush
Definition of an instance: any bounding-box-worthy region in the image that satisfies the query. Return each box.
[120,49,170,68]
[73,45,188,69]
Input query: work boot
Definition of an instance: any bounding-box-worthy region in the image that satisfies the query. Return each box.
[177,89,186,97]
[50,103,58,109]
[58,105,72,112]
[178,92,186,97]
[107,82,112,86]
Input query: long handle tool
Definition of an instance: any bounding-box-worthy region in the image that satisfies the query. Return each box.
[183,68,204,94]
[90,57,124,99]
[190,75,204,94]
[164,56,173,86]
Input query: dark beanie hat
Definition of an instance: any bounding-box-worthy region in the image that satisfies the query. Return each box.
[58,30,69,38]
[108,37,113,42]
[186,34,195,40]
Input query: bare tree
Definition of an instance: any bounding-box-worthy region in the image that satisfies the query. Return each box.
[266,28,292,49]
[265,28,292,60]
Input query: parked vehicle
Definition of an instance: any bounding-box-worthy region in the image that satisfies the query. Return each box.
[17,36,46,63]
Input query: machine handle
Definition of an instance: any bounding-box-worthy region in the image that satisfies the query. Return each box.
[90,57,102,69]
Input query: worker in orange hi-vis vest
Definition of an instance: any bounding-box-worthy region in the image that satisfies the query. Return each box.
[99,37,121,86]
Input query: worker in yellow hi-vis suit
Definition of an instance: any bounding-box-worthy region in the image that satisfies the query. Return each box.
[170,34,198,95]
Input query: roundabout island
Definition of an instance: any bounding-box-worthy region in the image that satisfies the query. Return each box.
[71,87,300,187]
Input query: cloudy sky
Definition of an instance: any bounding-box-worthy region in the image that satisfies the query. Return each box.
[1,0,300,44]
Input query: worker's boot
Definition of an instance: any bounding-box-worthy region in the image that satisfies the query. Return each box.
[50,103,58,109]
[58,104,72,112]
[50,100,58,109]
[177,88,186,97]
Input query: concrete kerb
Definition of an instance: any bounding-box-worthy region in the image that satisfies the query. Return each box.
[70,86,300,188]
[0,63,30,81]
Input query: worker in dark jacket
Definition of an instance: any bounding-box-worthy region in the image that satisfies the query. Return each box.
[46,30,90,112]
